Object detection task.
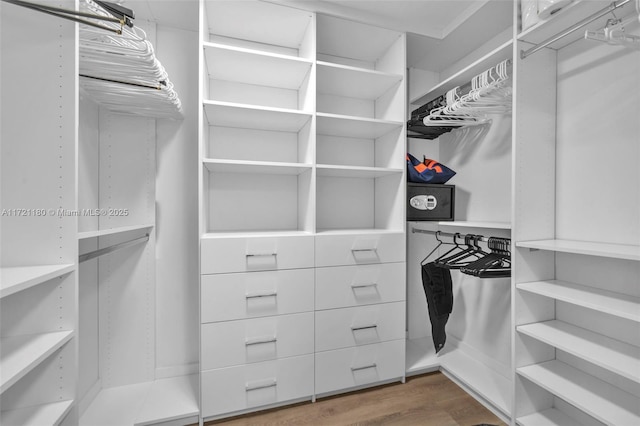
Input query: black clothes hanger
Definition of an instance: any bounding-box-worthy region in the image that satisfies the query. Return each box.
[461,237,511,278]
[436,234,487,270]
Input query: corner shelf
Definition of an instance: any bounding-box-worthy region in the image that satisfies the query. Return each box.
[517,360,640,426]
[405,337,439,375]
[516,239,640,261]
[80,375,199,426]
[517,320,640,383]
[316,113,403,139]
[0,330,74,394]
[203,101,312,132]
[0,399,74,426]
[410,40,512,106]
[517,280,640,323]
[0,264,75,299]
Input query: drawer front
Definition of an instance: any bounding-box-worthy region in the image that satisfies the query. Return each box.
[315,263,405,310]
[201,269,314,323]
[202,312,314,370]
[315,302,405,352]
[315,340,405,395]
[202,355,314,418]
[315,232,405,267]
[201,235,314,274]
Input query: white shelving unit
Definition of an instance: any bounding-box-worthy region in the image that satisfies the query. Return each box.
[199,1,406,421]
[512,1,640,424]
[1,1,78,423]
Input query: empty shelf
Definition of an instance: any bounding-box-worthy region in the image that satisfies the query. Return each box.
[0,399,73,426]
[517,320,640,383]
[0,264,75,299]
[203,101,312,132]
[204,43,312,90]
[316,113,402,139]
[517,407,586,426]
[437,221,511,230]
[203,159,311,175]
[316,164,403,178]
[80,375,199,426]
[406,337,439,375]
[517,280,640,323]
[317,61,402,100]
[516,239,640,261]
[517,360,640,426]
[78,224,153,240]
[0,331,74,394]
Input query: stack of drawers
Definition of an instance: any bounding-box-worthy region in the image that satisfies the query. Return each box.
[314,233,406,395]
[200,234,316,418]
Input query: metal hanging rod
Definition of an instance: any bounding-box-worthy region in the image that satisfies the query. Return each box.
[79,233,149,263]
[521,0,633,59]
[411,227,510,243]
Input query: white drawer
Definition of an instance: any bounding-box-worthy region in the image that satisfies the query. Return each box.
[201,269,314,323]
[315,339,405,395]
[201,234,314,274]
[315,302,405,352]
[315,232,405,267]
[315,263,405,310]
[202,312,314,370]
[202,354,314,418]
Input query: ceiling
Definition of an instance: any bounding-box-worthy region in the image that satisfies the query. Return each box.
[129,0,513,71]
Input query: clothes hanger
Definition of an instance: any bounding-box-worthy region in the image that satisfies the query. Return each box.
[461,237,511,278]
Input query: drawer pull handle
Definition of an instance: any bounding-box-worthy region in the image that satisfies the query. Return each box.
[245,291,277,299]
[351,248,377,253]
[351,363,377,372]
[246,253,277,258]
[245,379,277,392]
[245,336,277,346]
[351,325,377,331]
[350,283,377,289]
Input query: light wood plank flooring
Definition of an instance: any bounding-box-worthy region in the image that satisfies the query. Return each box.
[204,372,507,425]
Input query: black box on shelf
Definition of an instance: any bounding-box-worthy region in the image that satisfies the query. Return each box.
[407,183,455,221]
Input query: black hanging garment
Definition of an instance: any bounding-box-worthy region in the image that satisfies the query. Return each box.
[421,262,454,353]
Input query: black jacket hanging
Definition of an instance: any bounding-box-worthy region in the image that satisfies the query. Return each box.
[421,262,454,353]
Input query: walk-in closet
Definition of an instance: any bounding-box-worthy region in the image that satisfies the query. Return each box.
[1,0,638,425]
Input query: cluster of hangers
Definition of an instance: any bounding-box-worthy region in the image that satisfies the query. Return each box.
[419,231,511,279]
[584,0,640,49]
[3,0,182,119]
[421,59,512,129]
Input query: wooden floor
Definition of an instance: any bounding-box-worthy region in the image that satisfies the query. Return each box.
[205,372,507,426]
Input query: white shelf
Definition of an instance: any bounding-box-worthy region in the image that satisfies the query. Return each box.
[406,337,439,375]
[78,224,153,240]
[80,375,199,426]
[316,164,403,178]
[437,221,511,230]
[517,408,586,426]
[0,399,74,426]
[317,61,402,100]
[518,320,640,383]
[517,360,640,426]
[439,345,511,415]
[0,330,74,394]
[204,42,312,90]
[0,264,75,299]
[203,101,312,132]
[316,112,403,139]
[517,0,638,50]
[204,159,312,175]
[202,230,314,239]
[315,229,404,236]
[516,239,640,261]
[517,280,640,323]
[410,40,512,105]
